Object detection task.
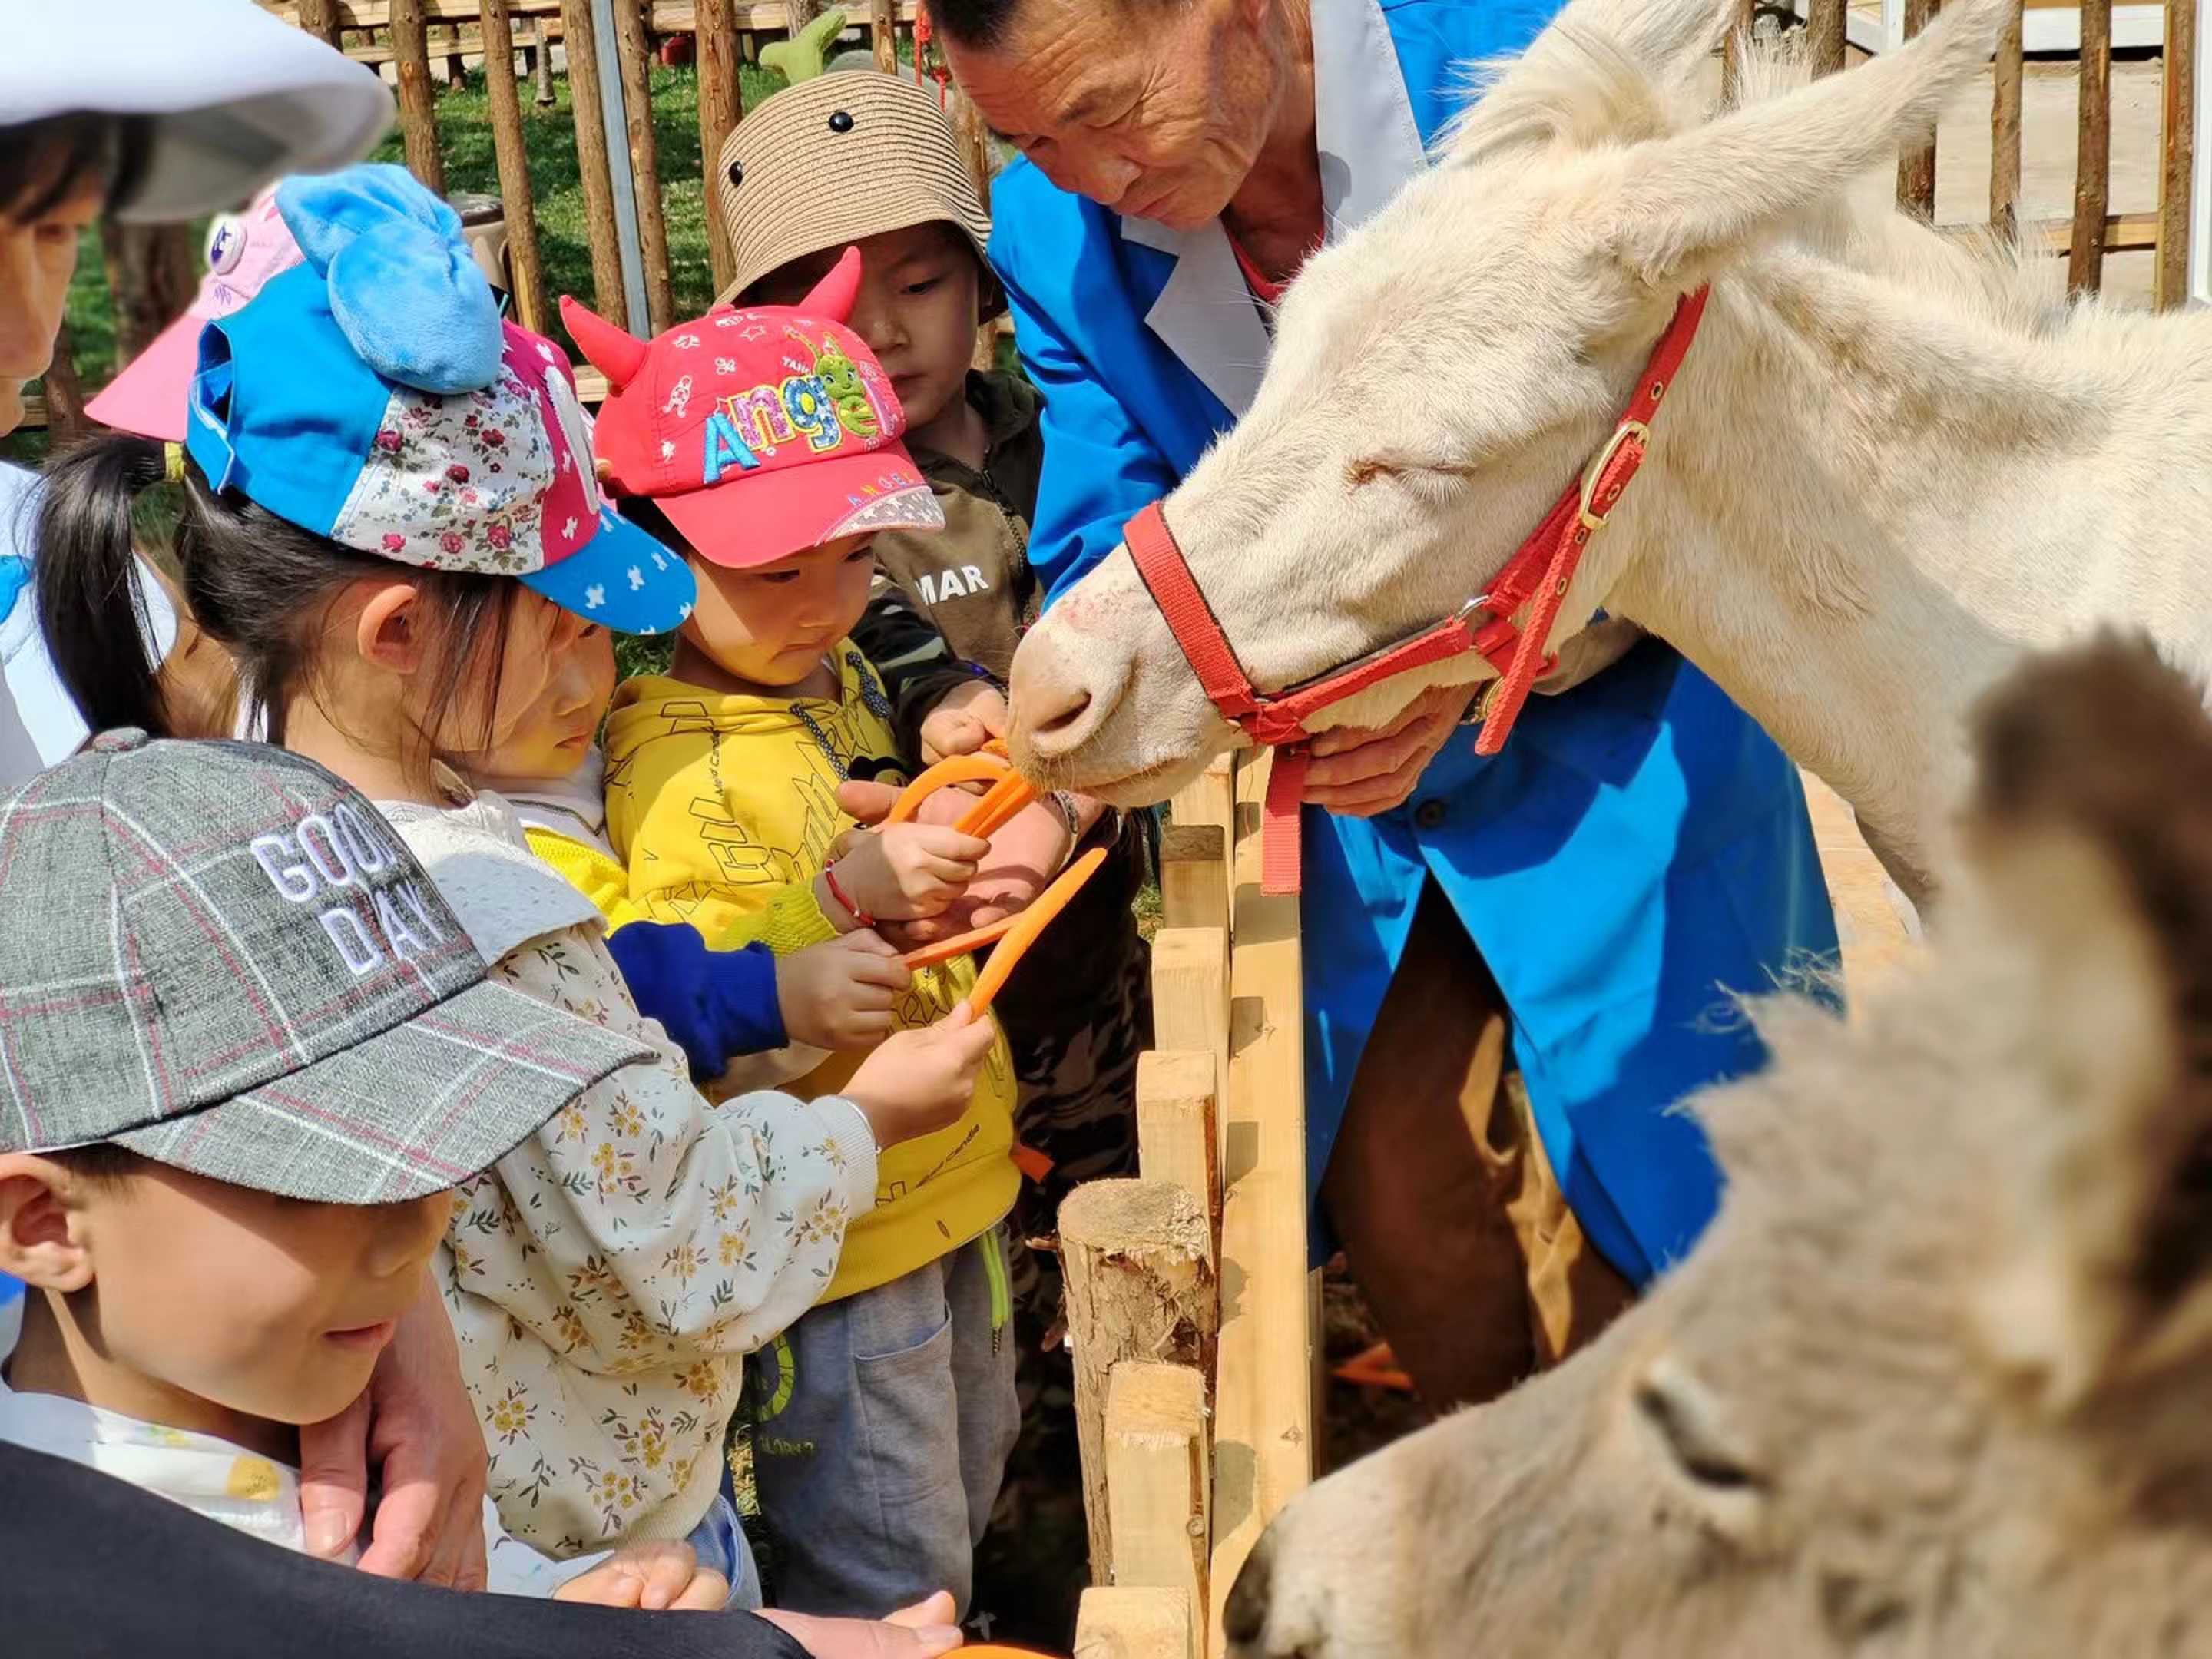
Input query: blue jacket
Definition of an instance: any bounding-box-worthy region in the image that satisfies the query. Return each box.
[604,923,789,1084]
[989,0,1838,1282]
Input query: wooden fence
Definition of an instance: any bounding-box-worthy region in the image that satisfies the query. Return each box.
[1061,753,1314,1659]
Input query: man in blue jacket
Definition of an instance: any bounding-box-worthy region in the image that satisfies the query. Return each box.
[942,0,1838,1406]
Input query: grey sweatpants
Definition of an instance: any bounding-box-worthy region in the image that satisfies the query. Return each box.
[745,1227,1019,1618]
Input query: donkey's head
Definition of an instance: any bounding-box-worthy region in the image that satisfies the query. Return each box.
[1224,635,2212,1658]
[1008,0,2007,800]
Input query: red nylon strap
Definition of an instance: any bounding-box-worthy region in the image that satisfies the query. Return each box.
[1261,747,1309,895]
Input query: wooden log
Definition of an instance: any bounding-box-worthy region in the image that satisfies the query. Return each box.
[1075,1587,1194,1659]
[479,0,550,334]
[390,0,449,195]
[2071,0,2113,294]
[560,0,630,326]
[611,0,676,333]
[697,0,743,293]
[296,0,345,45]
[101,222,199,367]
[1992,0,2025,240]
[1808,0,1847,75]
[1150,926,1230,1149]
[2157,0,2196,309]
[870,0,898,69]
[1210,750,1313,1656]
[1059,1179,1217,1586]
[1159,822,1228,934]
[1137,1049,1220,1224]
[1896,0,1938,218]
[1104,1363,1210,1657]
[1719,0,1757,104]
[1169,756,1236,846]
[38,321,88,449]
[443,19,469,82]
[530,10,558,105]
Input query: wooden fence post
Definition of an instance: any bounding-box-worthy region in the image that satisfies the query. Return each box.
[1159,822,1228,935]
[38,322,88,449]
[1058,1179,1217,1585]
[2071,0,2114,294]
[1808,0,1848,76]
[1104,1363,1210,1658]
[1150,926,1230,1152]
[611,0,676,333]
[697,0,743,294]
[481,0,551,335]
[1992,0,2025,241]
[2157,0,2197,309]
[1136,1049,1220,1227]
[1075,1587,1194,1659]
[1169,756,1236,846]
[871,0,899,70]
[101,222,198,367]
[391,0,449,196]
[443,21,471,84]
[531,11,558,107]
[1896,0,1938,217]
[295,0,343,48]
[560,0,631,326]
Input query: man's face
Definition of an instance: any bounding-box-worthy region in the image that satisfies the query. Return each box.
[945,0,1286,231]
[0,172,101,436]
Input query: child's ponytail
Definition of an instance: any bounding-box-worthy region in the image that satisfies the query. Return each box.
[34,435,174,737]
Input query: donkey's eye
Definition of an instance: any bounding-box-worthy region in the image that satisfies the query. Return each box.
[1634,1363,1763,1494]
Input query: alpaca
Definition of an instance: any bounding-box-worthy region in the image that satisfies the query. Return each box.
[1005,0,2212,903]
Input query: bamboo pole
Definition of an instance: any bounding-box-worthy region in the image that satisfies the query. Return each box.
[390,0,449,195]
[1808,0,1847,76]
[2071,0,2114,294]
[560,0,630,326]
[870,0,899,69]
[1104,1363,1210,1659]
[531,10,558,105]
[2157,0,2197,309]
[480,0,550,334]
[611,0,676,333]
[1720,0,1757,104]
[1896,0,1939,217]
[1992,0,2025,240]
[697,0,743,293]
[1058,1179,1217,1586]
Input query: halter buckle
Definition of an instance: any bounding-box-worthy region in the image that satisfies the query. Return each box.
[1577,420,1651,533]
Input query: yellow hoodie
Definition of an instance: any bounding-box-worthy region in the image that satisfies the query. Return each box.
[602,646,1018,1303]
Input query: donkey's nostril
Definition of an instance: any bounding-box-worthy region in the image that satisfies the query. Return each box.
[1224,1532,1275,1647]
[1031,686,1093,737]
[1008,627,1118,761]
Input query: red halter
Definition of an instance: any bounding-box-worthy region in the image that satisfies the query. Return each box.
[1125,286,1710,896]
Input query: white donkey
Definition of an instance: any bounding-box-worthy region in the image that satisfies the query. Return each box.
[1007,0,2212,903]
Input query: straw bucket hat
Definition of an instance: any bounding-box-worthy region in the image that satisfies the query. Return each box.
[715,70,998,314]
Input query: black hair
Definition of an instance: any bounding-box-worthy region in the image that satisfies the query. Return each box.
[928,0,1180,48]
[40,1143,151,1187]
[35,436,519,764]
[0,113,146,224]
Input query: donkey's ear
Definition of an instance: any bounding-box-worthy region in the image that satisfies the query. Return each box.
[1601,0,2005,286]
[1964,635,2212,1412]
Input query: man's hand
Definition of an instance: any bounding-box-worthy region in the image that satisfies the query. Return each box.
[1302,682,1473,817]
[553,1541,728,1611]
[759,1591,965,1657]
[919,681,1008,765]
[297,1270,488,1587]
[836,780,1083,942]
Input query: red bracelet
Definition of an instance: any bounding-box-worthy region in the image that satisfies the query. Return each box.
[822,863,875,928]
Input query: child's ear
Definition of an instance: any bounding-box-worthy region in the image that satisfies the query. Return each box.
[0,1158,94,1293]
[354,581,428,675]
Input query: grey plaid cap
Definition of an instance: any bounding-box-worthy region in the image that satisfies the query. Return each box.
[0,731,650,1204]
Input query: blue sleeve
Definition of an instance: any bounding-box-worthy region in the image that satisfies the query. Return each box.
[603,922,786,1082]
[992,214,1181,608]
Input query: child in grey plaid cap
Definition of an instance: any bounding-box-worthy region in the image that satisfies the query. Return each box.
[0,731,727,1605]
[32,164,984,1631]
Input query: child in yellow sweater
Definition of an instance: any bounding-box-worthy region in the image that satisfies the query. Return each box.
[566,257,1022,1618]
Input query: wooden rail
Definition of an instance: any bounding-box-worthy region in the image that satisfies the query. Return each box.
[1068,756,1314,1659]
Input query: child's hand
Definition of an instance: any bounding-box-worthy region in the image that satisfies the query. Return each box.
[823,823,989,924]
[777,931,912,1051]
[551,1540,727,1611]
[759,1591,965,1657]
[919,681,1008,766]
[843,1005,996,1147]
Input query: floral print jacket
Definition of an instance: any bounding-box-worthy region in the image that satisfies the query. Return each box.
[379,788,876,1555]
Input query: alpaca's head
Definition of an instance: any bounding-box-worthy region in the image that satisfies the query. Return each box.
[1008,0,2009,801]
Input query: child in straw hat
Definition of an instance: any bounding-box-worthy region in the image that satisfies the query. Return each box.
[714,65,1155,1607]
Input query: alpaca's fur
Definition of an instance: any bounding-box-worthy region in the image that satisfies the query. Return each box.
[1006,0,2212,905]
[1224,637,2212,1658]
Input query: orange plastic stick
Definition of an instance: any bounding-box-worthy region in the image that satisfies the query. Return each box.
[954,772,1037,839]
[964,847,1108,1017]
[886,754,1008,825]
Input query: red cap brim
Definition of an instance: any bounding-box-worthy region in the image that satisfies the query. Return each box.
[654,449,945,569]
